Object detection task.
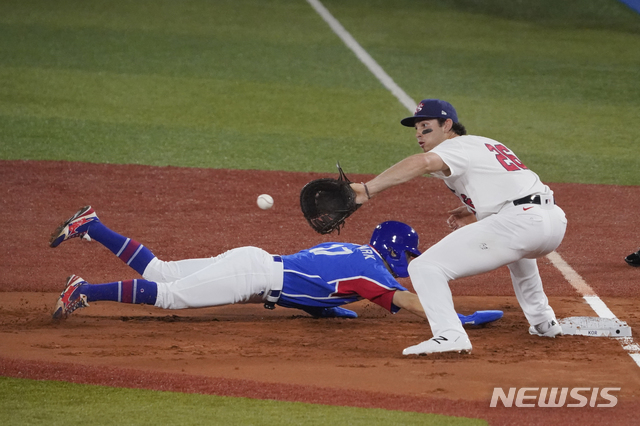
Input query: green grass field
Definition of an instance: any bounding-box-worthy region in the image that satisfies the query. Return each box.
[0,377,485,426]
[1,0,639,182]
[1,1,639,424]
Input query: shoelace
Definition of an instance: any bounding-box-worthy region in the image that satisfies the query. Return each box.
[65,294,88,315]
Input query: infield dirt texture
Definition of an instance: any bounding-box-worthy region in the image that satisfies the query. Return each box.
[1,160,640,425]
[2,0,640,424]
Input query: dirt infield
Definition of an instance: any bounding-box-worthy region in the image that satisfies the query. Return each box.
[1,160,640,425]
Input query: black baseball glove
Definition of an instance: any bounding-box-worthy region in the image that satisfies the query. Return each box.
[300,163,361,234]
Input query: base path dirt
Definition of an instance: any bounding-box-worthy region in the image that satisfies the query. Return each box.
[1,160,640,425]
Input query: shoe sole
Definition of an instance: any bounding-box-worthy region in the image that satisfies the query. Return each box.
[529,327,563,338]
[403,337,473,356]
[49,206,93,248]
[404,348,472,356]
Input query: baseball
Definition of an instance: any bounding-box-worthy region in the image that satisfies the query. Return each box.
[257,194,274,210]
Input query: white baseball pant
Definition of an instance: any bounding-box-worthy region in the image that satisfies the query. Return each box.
[408,201,567,337]
[142,247,283,309]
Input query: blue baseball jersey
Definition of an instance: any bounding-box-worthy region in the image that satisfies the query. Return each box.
[277,243,407,313]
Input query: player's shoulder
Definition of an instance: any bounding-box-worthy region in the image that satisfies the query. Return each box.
[447,135,505,151]
[457,134,495,144]
[306,242,361,251]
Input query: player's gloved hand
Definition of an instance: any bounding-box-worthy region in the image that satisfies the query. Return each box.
[458,310,503,326]
[300,163,361,235]
[300,306,358,319]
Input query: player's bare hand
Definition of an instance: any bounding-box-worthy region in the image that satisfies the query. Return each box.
[447,205,474,230]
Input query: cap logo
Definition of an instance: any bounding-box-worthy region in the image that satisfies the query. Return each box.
[414,102,424,114]
[442,110,447,115]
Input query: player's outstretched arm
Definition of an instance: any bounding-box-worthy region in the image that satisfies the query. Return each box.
[392,290,427,319]
[352,153,447,204]
[393,290,503,326]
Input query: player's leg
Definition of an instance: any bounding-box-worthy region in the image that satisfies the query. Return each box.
[154,247,283,309]
[49,206,155,275]
[506,204,567,337]
[507,258,561,337]
[405,203,567,354]
[52,274,158,319]
[142,257,227,283]
[53,247,282,317]
[404,225,501,354]
[49,207,217,279]
[404,213,537,355]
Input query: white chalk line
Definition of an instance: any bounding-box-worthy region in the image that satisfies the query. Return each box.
[546,252,640,367]
[305,0,416,112]
[307,0,639,369]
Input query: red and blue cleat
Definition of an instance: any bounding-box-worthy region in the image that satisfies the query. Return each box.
[52,275,90,320]
[49,206,99,248]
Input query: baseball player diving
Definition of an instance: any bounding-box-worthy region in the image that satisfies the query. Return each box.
[351,99,567,356]
[49,206,502,328]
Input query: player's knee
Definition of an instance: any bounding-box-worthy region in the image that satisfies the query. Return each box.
[140,257,170,282]
[408,259,449,289]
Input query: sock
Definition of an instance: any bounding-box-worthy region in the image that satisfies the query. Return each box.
[87,221,156,275]
[82,279,158,305]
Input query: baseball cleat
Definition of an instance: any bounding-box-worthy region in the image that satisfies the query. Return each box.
[52,275,89,320]
[402,331,472,355]
[49,206,99,248]
[624,250,640,267]
[529,318,563,337]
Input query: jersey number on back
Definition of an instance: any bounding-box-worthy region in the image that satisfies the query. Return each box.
[309,244,353,256]
[485,143,528,171]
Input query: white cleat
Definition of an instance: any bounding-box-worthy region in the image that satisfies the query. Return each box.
[529,318,563,338]
[403,332,472,355]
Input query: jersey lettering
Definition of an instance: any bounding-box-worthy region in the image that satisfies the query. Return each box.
[485,143,528,171]
[358,246,377,260]
[308,244,353,256]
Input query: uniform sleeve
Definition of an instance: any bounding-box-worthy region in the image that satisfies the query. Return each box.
[333,278,401,313]
[333,256,407,313]
[430,138,470,179]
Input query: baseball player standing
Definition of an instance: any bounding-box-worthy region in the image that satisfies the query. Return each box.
[351,99,567,356]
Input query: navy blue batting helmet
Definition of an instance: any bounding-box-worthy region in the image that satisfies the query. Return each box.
[370,221,421,278]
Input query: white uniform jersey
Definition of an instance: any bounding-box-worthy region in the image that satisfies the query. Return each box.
[430,135,550,220]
